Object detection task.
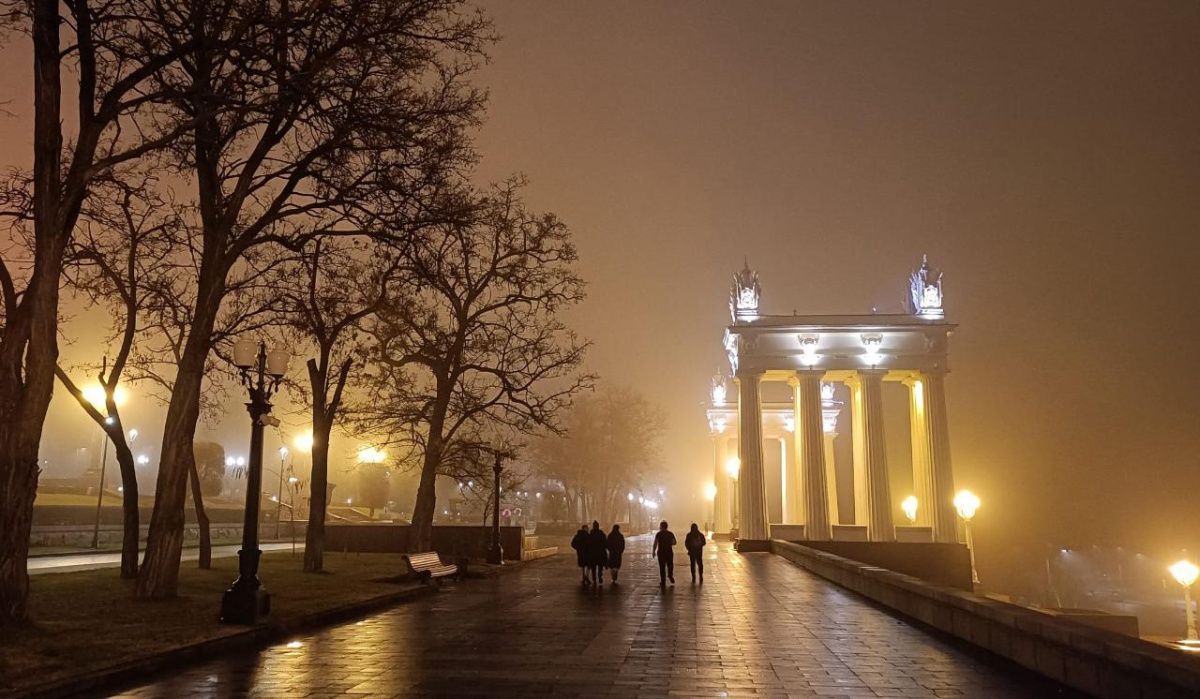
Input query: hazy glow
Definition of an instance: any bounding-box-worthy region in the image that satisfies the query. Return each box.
[294,431,314,453]
[279,446,289,459]
[954,490,980,521]
[725,456,740,480]
[127,428,138,443]
[357,446,387,464]
[1170,559,1199,588]
[901,496,918,524]
[704,482,717,501]
[82,384,127,410]
[783,417,795,433]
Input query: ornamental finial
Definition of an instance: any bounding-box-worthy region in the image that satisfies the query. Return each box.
[909,254,944,320]
[730,258,761,322]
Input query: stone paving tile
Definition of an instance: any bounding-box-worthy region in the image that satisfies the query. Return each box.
[106,535,1079,698]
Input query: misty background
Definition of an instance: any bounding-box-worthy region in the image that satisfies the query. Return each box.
[7,2,1199,590]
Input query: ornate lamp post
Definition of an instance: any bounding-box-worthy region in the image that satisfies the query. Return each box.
[1169,559,1199,641]
[627,492,634,524]
[954,489,981,585]
[487,452,506,564]
[220,339,289,625]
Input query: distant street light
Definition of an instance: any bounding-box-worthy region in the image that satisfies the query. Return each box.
[88,384,128,549]
[954,490,981,585]
[220,339,289,625]
[901,496,918,525]
[294,430,314,453]
[725,457,741,530]
[1169,559,1199,641]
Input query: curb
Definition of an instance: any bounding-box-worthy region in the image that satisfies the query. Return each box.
[10,583,437,699]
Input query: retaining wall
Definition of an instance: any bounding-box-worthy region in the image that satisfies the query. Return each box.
[770,540,1200,698]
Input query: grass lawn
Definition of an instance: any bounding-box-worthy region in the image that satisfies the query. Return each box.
[1,551,415,694]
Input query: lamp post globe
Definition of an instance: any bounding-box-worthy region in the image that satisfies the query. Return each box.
[220,339,290,624]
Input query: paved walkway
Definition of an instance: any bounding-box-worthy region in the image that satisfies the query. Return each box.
[111,535,1072,698]
[29,542,298,575]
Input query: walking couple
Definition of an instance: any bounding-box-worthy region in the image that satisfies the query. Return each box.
[571,521,626,585]
[652,521,707,586]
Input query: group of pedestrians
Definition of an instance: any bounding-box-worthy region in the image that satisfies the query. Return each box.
[570,520,708,587]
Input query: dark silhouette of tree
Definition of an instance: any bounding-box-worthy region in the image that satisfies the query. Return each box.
[279,237,403,572]
[0,0,200,622]
[533,386,666,524]
[53,174,180,579]
[362,178,593,553]
[135,0,489,599]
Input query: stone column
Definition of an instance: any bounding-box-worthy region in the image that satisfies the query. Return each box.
[821,384,842,526]
[794,371,831,540]
[922,369,958,542]
[784,383,803,525]
[903,376,933,527]
[857,369,895,541]
[736,371,769,547]
[779,437,798,524]
[712,436,731,533]
[846,375,868,526]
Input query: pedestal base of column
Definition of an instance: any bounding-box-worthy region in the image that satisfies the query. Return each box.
[734,539,771,553]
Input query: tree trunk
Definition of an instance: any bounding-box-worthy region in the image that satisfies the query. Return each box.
[409,451,440,553]
[109,436,140,578]
[303,417,333,573]
[186,455,211,569]
[136,276,222,597]
[0,0,65,625]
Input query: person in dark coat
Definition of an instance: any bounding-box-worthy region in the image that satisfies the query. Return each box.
[587,520,608,585]
[685,523,707,583]
[606,524,626,584]
[570,524,589,584]
[652,520,677,586]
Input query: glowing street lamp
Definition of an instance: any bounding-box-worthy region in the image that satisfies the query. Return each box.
[87,385,129,549]
[954,489,981,585]
[293,430,314,453]
[1169,559,1199,641]
[901,496,918,525]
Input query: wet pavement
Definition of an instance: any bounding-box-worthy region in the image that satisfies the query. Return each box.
[110,534,1074,697]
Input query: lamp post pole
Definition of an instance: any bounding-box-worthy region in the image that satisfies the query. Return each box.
[1170,559,1199,641]
[90,423,112,549]
[275,447,288,539]
[221,341,288,624]
[487,453,505,564]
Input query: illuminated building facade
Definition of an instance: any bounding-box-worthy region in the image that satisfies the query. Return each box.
[707,257,957,550]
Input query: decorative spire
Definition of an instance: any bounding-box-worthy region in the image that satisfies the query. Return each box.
[730,257,761,322]
[909,254,945,320]
[710,372,727,405]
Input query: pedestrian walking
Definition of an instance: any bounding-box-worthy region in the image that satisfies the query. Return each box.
[587,520,608,585]
[651,520,677,585]
[685,523,706,583]
[570,524,589,584]
[607,524,626,584]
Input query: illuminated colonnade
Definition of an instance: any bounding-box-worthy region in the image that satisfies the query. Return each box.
[706,256,958,549]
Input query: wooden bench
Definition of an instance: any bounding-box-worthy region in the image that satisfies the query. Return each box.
[401,552,459,583]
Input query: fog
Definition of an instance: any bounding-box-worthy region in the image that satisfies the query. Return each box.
[10,1,1200,602]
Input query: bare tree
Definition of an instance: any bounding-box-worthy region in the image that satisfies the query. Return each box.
[134,0,489,598]
[53,174,179,578]
[280,236,403,572]
[363,178,593,552]
[0,0,199,622]
[533,386,666,524]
